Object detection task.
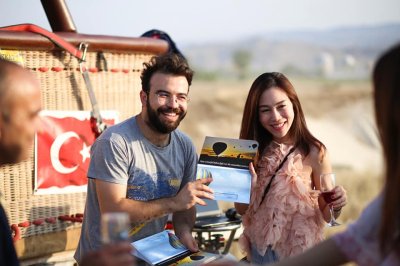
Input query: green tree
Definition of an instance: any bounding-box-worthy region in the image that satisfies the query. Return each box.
[232,50,251,80]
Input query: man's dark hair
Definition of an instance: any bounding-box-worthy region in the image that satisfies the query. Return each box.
[141,53,194,93]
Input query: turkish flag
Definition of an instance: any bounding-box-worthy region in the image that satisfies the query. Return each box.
[34,111,117,194]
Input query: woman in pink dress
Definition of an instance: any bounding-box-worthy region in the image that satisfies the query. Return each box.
[287,43,400,266]
[207,44,400,266]
[267,42,400,266]
[235,72,348,264]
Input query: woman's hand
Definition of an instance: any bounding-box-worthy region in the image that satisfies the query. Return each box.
[330,185,347,217]
[249,162,258,193]
[318,185,347,221]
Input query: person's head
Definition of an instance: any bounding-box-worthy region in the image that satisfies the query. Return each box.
[141,29,186,60]
[0,59,42,165]
[140,53,194,134]
[374,44,400,253]
[240,72,323,156]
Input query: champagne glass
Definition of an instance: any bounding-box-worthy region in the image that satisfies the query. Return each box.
[320,173,340,227]
[101,212,130,244]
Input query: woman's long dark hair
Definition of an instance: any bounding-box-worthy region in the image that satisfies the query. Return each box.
[239,72,325,160]
[373,44,400,255]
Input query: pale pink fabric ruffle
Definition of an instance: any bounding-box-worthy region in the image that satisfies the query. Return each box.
[332,195,398,266]
[239,142,325,260]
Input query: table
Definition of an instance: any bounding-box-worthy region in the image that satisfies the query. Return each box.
[192,222,241,255]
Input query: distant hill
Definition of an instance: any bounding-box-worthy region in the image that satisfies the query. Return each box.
[182,23,400,79]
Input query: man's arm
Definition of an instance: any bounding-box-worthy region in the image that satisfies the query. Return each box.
[169,138,207,251]
[95,177,214,223]
[172,207,198,252]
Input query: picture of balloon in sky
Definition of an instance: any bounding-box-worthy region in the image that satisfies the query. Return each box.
[167,231,185,249]
[196,167,213,186]
[196,137,259,203]
[212,141,227,157]
[198,136,259,169]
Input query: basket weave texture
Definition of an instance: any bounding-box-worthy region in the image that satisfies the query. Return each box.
[0,49,154,238]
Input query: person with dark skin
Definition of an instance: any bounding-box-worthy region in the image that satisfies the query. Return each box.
[0,58,135,266]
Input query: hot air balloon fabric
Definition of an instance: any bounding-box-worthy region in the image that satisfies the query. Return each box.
[168,231,186,249]
[196,167,213,179]
[196,136,259,203]
[196,167,213,186]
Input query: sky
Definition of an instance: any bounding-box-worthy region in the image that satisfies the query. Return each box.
[1,0,400,46]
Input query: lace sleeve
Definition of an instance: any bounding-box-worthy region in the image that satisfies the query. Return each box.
[332,194,383,265]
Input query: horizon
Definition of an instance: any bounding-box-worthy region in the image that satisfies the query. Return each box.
[0,0,399,46]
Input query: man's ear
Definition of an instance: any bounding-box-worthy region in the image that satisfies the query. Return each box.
[139,90,147,105]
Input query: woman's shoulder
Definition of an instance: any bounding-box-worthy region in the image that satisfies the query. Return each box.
[304,143,330,167]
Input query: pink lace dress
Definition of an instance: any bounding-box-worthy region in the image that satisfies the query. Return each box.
[239,142,325,260]
[333,193,400,265]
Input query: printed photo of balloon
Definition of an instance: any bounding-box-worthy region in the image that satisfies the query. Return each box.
[196,167,213,185]
[212,142,227,157]
[198,136,259,170]
[168,231,185,249]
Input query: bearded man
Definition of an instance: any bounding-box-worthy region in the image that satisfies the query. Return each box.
[75,54,213,265]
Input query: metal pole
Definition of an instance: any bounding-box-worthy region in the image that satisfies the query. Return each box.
[41,0,77,32]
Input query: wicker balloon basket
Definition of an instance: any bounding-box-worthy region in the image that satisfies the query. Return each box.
[0,29,168,260]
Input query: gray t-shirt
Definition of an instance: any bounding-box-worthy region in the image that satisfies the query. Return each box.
[74,116,197,263]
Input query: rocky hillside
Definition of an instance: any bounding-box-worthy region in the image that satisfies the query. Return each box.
[182,23,400,79]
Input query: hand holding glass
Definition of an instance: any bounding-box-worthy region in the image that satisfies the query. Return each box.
[320,173,340,227]
[101,212,130,244]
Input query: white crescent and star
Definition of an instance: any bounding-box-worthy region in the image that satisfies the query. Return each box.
[50,131,91,174]
[80,142,91,163]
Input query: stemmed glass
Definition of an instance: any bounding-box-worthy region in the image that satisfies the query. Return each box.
[101,212,130,244]
[320,173,340,227]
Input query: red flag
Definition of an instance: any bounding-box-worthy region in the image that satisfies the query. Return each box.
[35,111,117,194]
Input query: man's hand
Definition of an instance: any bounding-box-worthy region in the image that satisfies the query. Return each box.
[80,242,135,266]
[173,178,214,210]
[177,230,199,252]
[172,178,213,252]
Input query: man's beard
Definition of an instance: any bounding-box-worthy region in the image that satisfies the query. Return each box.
[146,100,186,134]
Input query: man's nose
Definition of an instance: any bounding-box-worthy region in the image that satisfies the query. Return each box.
[166,96,179,108]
